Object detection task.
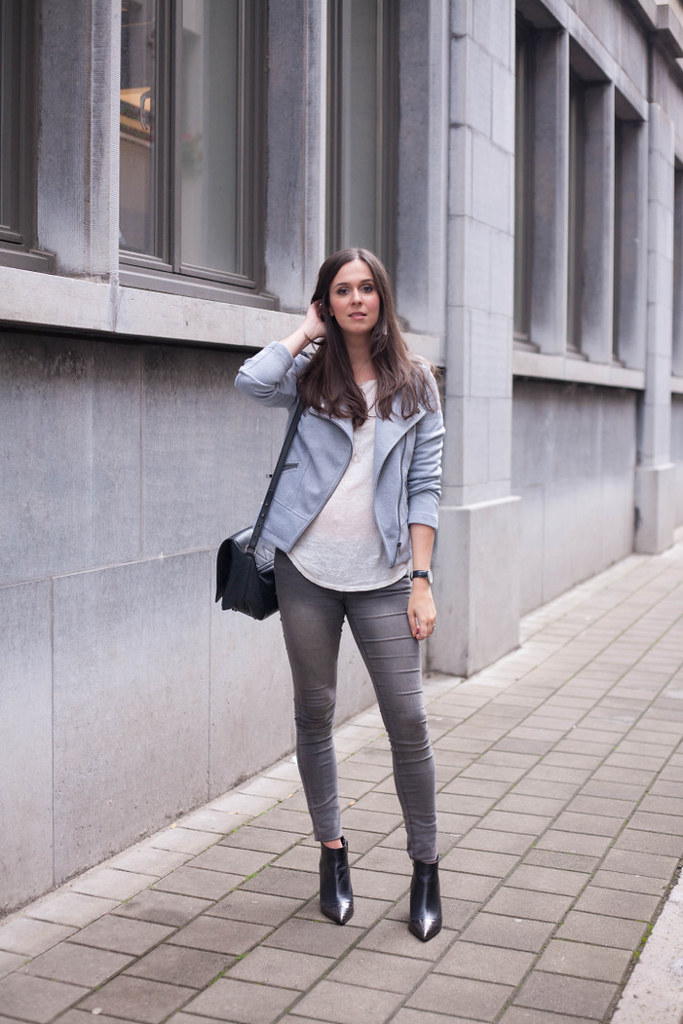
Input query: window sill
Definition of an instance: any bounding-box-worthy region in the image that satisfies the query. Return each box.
[672,375,683,396]
[513,348,645,390]
[0,246,54,273]
[119,266,278,310]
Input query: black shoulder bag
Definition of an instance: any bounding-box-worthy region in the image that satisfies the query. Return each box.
[215,403,304,619]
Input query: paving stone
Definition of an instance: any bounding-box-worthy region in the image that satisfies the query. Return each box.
[0,917,76,957]
[150,828,219,855]
[435,791,497,815]
[292,979,404,1024]
[479,811,555,834]
[557,910,647,950]
[614,829,683,857]
[495,793,567,816]
[228,945,334,990]
[551,811,623,837]
[182,977,296,1022]
[68,867,157,901]
[107,846,189,877]
[49,1012,138,1024]
[167,916,272,956]
[456,828,535,855]
[534,830,612,857]
[350,868,410,901]
[329,948,432,993]
[499,1008,599,1024]
[537,938,632,982]
[600,847,679,879]
[218,827,297,854]
[0,973,87,1022]
[591,869,667,897]
[506,864,589,896]
[79,976,196,1022]
[153,866,241,900]
[437,940,535,985]
[408,973,514,1021]
[439,870,500,902]
[21,941,133,986]
[126,944,231,987]
[188,844,273,877]
[23,892,118,929]
[0,950,27,979]
[69,916,174,955]
[440,847,519,877]
[209,791,278,815]
[179,808,251,834]
[524,850,600,873]
[274,844,320,873]
[514,971,617,1018]
[113,889,211,927]
[250,807,314,835]
[485,887,574,922]
[264,917,362,959]
[574,886,661,920]
[459,912,554,953]
[240,865,318,900]
[208,889,301,926]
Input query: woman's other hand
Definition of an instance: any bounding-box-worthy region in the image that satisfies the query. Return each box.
[408,580,436,641]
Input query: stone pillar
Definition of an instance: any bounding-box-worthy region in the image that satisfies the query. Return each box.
[581,83,615,364]
[37,0,120,278]
[635,97,675,553]
[431,0,520,677]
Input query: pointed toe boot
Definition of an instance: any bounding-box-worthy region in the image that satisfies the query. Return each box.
[409,858,442,942]
[319,837,354,925]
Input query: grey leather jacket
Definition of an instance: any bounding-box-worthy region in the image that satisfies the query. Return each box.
[235,342,445,567]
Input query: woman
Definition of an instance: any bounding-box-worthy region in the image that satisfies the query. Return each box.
[235,248,444,941]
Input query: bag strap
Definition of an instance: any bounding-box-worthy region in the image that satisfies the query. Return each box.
[247,402,304,552]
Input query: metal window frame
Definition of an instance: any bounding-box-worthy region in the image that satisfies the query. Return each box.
[326,0,398,272]
[120,0,267,296]
[567,70,586,355]
[0,0,51,270]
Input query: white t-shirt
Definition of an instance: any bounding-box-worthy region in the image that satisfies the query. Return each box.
[288,380,410,591]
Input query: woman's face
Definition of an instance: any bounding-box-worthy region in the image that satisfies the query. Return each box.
[327,258,381,342]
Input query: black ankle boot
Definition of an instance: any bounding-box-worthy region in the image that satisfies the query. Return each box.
[409,858,442,942]
[319,837,354,925]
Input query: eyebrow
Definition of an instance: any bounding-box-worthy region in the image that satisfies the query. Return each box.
[333,278,375,287]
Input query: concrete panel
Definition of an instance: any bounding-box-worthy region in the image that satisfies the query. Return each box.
[634,464,676,553]
[517,484,545,615]
[52,553,211,882]
[0,334,141,586]
[431,497,521,676]
[209,607,373,798]
[0,582,54,913]
[601,473,635,567]
[141,346,287,558]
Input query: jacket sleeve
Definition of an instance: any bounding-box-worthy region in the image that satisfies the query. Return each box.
[235,341,303,409]
[406,370,445,530]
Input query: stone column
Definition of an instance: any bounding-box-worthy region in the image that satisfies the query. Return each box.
[431,0,520,677]
[37,0,120,279]
[635,93,675,553]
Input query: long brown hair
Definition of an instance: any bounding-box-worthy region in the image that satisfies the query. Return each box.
[296,248,437,427]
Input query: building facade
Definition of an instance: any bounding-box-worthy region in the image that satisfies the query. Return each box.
[2,0,683,912]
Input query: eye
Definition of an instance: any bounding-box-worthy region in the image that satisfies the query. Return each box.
[335,286,349,295]
[361,284,375,293]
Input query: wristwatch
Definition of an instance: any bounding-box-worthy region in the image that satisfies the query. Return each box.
[409,569,433,584]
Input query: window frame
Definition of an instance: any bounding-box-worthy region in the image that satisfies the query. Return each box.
[326,0,398,273]
[0,0,50,271]
[513,15,536,346]
[119,0,268,301]
[567,70,586,355]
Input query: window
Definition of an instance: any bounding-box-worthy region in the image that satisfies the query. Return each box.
[514,16,535,344]
[326,0,398,270]
[0,0,47,269]
[613,105,645,367]
[119,0,266,295]
[673,163,683,377]
[567,73,586,354]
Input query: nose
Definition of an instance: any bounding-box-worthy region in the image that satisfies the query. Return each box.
[350,288,362,303]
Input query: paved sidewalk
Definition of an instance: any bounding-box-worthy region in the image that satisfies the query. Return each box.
[2,536,683,1024]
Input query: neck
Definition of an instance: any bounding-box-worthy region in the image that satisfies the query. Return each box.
[344,335,374,383]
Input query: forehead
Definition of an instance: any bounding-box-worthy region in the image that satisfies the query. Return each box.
[330,258,375,287]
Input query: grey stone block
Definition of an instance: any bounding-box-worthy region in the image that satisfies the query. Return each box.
[52,553,211,882]
[0,334,141,585]
[0,582,54,913]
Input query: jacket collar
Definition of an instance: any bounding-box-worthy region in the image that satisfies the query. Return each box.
[308,392,425,459]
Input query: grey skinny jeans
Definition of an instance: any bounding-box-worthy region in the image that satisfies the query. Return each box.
[274,550,438,863]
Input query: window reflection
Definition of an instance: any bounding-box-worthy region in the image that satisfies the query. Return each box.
[180,0,239,274]
[120,0,157,256]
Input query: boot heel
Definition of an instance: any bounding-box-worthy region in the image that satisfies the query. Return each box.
[409,858,442,942]
[319,837,354,925]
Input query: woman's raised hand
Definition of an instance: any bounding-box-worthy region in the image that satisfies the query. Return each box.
[302,301,327,344]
